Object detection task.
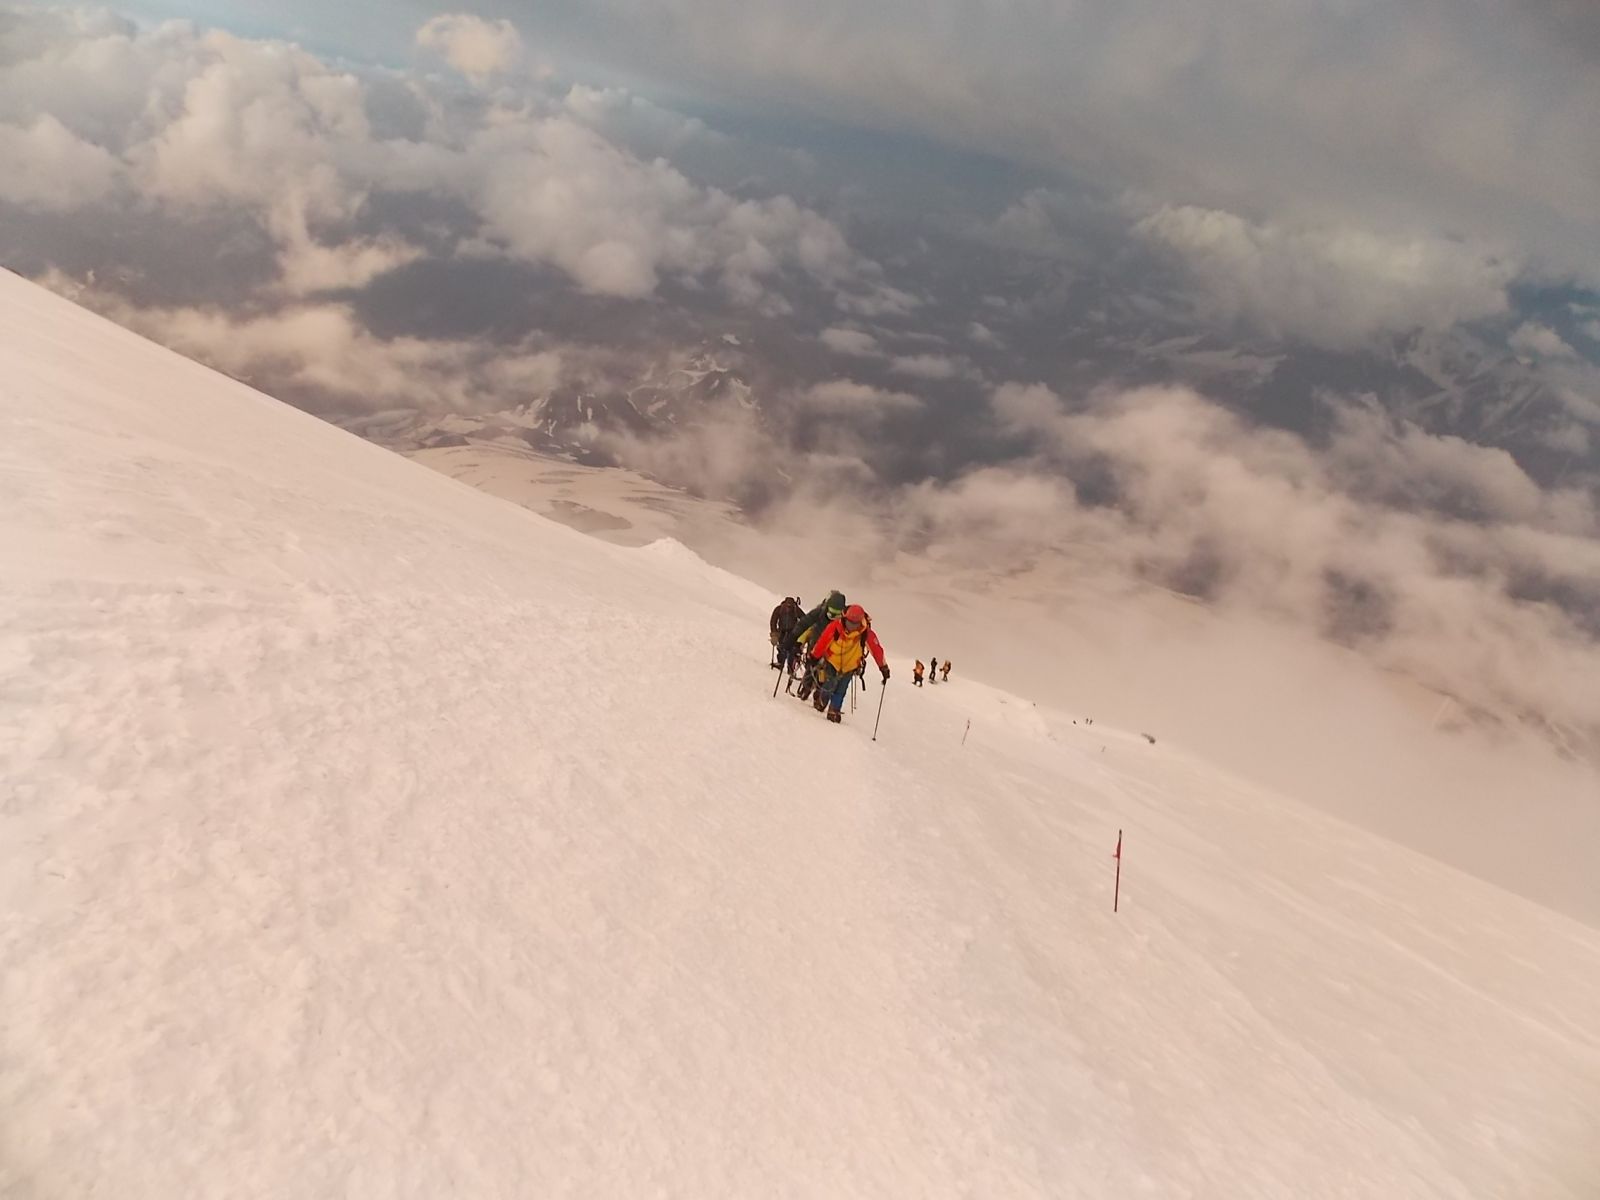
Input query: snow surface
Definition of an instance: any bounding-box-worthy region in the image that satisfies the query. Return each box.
[4,269,1600,1197]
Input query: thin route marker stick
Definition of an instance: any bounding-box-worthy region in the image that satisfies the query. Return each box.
[1113,829,1123,913]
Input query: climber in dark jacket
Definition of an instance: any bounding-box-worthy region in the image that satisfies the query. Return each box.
[769,596,804,672]
[792,590,846,700]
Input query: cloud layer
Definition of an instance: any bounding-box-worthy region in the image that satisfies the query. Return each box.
[0,8,878,314]
[1133,206,1516,351]
[416,13,524,80]
[505,0,1600,283]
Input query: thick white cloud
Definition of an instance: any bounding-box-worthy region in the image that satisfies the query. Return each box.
[562,84,721,156]
[967,321,1001,348]
[0,8,168,147]
[466,116,860,300]
[4,20,406,297]
[1323,403,1551,525]
[134,35,369,215]
[416,14,524,82]
[1134,205,1514,349]
[274,231,424,297]
[897,467,1077,546]
[834,283,920,318]
[983,190,1093,262]
[819,327,882,357]
[599,394,841,501]
[889,353,962,381]
[0,9,876,310]
[0,114,121,208]
[72,287,566,412]
[800,379,922,413]
[1510,322,1579,362]
[1540,422,1591,457]
[977,380,1600,732]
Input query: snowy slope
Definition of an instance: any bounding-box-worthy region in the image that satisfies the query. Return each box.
[4,269,1600,1198]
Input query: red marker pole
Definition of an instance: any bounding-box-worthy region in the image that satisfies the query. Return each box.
[1113,829,1123,913]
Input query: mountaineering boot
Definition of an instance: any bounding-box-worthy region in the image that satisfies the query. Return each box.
[813,692,828,712]
[826,710,842,724]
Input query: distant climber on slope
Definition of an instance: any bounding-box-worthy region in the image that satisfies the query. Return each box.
[940,660,952,683]
[913,660,925,687]
[807,604,889,725]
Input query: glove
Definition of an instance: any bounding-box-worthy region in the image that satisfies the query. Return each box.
[880,664,891,682]
[770,632,780,646]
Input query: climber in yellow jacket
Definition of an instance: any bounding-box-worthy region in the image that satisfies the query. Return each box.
[807,604,889,724]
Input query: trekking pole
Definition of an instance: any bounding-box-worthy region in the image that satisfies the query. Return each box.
[871,680,887,741]
[772,655,785,698]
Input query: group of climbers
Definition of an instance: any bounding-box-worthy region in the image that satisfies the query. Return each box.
[768,590,889,725]
[769,591,959,727]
